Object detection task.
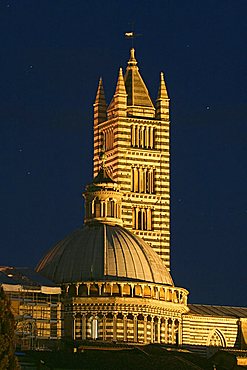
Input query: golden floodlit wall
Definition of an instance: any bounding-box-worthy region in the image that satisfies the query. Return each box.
[93,49,171,269]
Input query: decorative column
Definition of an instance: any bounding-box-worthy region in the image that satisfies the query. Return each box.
[143,168,147,193]
[113,314,117,341]
[171,318,175,344]
[165,318,168,343]
[73,316,76,340]
[150,127,153,149]
[133,315,138,342]
[178,319,182,346]
[132,207,135,228]
[82,315,87,340]
[131,125,135,147]
[150,317,154,343]
[102,315,106,340]
[157,317,161,343]
[123,315,127,342]
[130,284,134,297]
[146,126,150,148]
[141,126,145,148]
[144,315,147,343]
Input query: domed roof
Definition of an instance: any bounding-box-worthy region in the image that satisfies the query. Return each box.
[36,223,173,286]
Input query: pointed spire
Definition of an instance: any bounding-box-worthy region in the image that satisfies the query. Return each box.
[127,48,138,68]
[94,77,107,123]
[157,72,169,100]
[124,49,154,113]
[94,77,107,107]
[107,68,127,117]
[115,68,127,95]
[156,72,170,120]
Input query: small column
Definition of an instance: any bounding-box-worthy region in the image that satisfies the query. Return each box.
[171,318,175,344]
[157,317,161,343]
[134,168,138,192]
[141,126,145,148]
[136,125,140,147]
[150,127,153,149]
[130,284,134,297]
[165,318,168,343]
[144,315,147,343]
[150,317,154,343]
[133,315,138,342]
[131,125,135,147]
[143,168,147,193]
[178,320,182,346]
[123,315,127,341]
[135,207,139,229]
[82,315,87,340]
[132,207,135,228]
[73,316,76,340]
[113,313,117,341]
[146,126,150,148]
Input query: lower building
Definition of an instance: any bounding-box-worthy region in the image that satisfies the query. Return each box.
[0,266,61,350]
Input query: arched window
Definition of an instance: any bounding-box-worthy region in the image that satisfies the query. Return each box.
[94,198,101,218]
[134,285,142,297]
[131,125,155,149]
[208,329,226,347]
[68,284,77,297]
[89,284,99,296]
[133,208,152,231]
[78,284,87,296]
[102,127,114,152]
[122,284,131,296]
[131,167,155,194]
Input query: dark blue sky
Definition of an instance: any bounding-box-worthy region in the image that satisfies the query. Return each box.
[1,0,246,306]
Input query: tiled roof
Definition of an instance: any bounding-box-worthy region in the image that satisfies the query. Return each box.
[0,266,57,288]
[188,304,247,318]
[124,48,154,108]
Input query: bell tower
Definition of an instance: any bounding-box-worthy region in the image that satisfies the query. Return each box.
[93,49,170,269]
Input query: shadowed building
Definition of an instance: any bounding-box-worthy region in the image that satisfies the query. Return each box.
[0,267,61,350]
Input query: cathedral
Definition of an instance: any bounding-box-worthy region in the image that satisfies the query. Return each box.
[1,48,246,365]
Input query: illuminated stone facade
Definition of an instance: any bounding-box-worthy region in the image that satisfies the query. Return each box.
[93,49,170,268]
[37,168,189,347]
[63,281,188,345]
[2,49,246,364]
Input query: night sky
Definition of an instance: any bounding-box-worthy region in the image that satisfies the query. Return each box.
[1,0,246,307]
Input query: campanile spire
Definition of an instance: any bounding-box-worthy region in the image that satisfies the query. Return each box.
[156,72,169,119]
[93,49,171,269]
[127,48,138,67]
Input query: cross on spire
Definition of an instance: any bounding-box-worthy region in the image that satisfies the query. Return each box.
[125,24,142,48]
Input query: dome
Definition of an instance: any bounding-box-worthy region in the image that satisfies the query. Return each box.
[36,223,173,286]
